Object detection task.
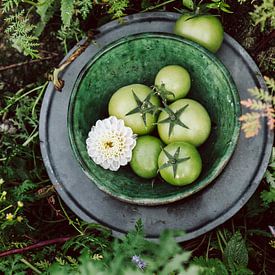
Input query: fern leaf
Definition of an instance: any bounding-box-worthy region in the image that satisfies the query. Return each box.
[107,0,129,19]
[264,169,275,188]
[261,187,275,207]
[61,0,75,27]
[4,11,40,58]
[264,76,275,93]
[240,99,268,111]
[192,256,229,275]
[239,112,261,138]
[11,179,37,202]
[250,0,275,31]
[268,147,275,170]
[77,0,93,20]
[248,87,273,103]
[2,0,20,13]
[35,260,51,271]
[265,105,275,130]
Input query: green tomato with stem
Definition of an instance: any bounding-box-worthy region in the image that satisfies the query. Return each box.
[157,99,211,146]
[154,65,191,101]
[174,14,224,53]
[158,142,202,186]
[108,84,160,135]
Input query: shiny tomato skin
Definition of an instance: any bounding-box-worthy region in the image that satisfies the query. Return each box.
[174,14,224,53]
[154,65,191,101]
[157,99,211,146]
[108,84,160,135]
[130,135,164,179]
[158,142,202,186]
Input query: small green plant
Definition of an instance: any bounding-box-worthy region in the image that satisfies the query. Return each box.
[261,148,275,207]
[4,10,40,58]
[250,0,275,31]
[2,0,131,56]
[45,220,200,274]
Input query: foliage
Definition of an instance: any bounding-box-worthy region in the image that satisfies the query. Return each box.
[107,0,130,19]
[2,0,274,58]
[223,231,249,271]
[250,0,275,31]
[4,10,40,59]
[237,0,275,32]
[47,221,200,274]
[239,76,275,138]
[192,257,229,274]
[261,148,275,206]
[0,255,28,275]
[2,0,131,55]
[0,0,274,274]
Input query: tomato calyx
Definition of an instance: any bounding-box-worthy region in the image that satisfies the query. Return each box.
[152,83,175,103]
[157,103,189,137]
[125,89,159,126]
[158,146,190,178]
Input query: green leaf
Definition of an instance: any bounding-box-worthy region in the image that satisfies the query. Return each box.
[2,0,20,13]
[261,188,275,207]
[250,0,275,32]
[35,0,56,36]
[182,0,194,10]
[265,169,275,188]
[224,232,248,270]
[61,0,74,27]
[77,0,93,19]
[4,11,40,58]
[192,256,228,275]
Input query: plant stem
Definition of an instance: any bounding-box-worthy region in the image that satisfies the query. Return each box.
[20,258,42,274]
[1,85,44,114]
[206,232,212,259]
[23,130,38,147]
[216,231,224,254]
[142,0,177,12]
[22,0,38,6]
[57,196,84,235]
[0,204,13,214]
[31,81,48,118]
[218,229,227,246]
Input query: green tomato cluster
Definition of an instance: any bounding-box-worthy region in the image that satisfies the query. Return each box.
[108,65,211,186]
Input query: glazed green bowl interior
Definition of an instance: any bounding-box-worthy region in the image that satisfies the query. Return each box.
[68,33,240,205]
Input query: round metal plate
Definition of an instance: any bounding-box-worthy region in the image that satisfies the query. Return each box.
[39,12,273,242]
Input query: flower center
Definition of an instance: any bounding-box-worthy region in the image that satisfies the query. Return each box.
[104,141,114,149]
[100,132,127,159]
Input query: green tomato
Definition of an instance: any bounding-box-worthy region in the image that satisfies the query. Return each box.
[130,136,164,179]
[174,14,224,53]
[157,99,211,146]
[154,65,191,101]
[108,84,160,135]
[158,142,202,186]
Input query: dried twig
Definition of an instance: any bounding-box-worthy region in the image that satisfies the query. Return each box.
[0,236,72,258]
[0,56,55,72]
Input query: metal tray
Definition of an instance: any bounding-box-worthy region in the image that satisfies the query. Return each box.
[39,12,273,242]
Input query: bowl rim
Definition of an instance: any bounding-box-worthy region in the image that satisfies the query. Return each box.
[67,32,241,205]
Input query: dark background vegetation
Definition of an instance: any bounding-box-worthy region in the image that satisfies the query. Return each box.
[0,0,274,274]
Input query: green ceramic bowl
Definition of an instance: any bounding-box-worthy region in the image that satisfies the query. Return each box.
[68,33,241,205]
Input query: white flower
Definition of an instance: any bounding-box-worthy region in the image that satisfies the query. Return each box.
[86,116,136,171]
